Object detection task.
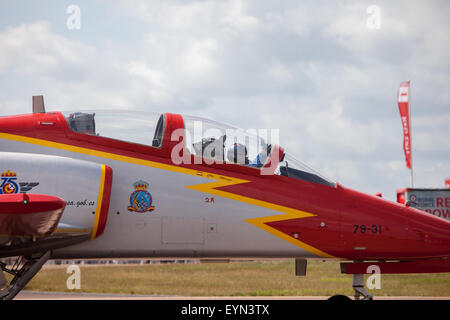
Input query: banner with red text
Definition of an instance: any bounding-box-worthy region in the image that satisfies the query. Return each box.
[398,81,412,169]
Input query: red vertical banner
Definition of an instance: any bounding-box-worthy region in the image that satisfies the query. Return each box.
[398,81,412,169]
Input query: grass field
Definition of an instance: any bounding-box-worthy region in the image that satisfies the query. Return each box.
[21,260,450,297]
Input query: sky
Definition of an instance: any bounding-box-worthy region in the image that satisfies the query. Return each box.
[0,0,448,201]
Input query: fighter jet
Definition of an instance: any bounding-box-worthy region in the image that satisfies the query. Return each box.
[0,96,449,300]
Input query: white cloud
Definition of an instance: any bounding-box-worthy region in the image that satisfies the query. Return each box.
[125,60,170,103]
[0,21,93,76]
[266,61,294,83]
[180,38,220,83]
[125,0,263,34]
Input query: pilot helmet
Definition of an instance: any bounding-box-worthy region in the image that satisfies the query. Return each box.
[227,143,248,165]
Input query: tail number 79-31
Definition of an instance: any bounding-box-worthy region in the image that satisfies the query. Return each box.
[353,224,382,234]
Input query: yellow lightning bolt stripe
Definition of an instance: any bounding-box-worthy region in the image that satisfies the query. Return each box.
[0,132,334,258]
[246,213,336,258]
[169,167,336,259]
[188,175,336,258]
[186,172,313,217]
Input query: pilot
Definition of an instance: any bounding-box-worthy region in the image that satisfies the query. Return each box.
[250,144,270,168]
[227,143,249,165]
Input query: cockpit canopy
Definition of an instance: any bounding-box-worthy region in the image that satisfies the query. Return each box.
[183,115,274,168]
[62,111,335,187]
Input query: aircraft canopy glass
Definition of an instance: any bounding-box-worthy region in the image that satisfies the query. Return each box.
[183,115,335,187]
[183,115,272,167]
[62,111,165,148]
[276,153,336,188]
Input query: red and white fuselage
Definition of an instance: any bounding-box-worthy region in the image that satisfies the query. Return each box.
[0,110,449,266]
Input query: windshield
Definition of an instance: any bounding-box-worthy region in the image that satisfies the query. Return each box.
[276,153,336,187]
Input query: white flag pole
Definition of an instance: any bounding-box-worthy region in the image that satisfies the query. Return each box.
[408,80,414,188]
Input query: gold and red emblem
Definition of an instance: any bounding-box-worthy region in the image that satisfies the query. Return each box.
[127,180,155,213]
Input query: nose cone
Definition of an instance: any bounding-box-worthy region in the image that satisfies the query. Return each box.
[405,205,450,258]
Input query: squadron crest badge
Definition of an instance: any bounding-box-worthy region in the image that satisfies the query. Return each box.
[128,180,155,213]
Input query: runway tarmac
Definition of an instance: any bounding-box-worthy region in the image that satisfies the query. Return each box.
[15,291,450,300]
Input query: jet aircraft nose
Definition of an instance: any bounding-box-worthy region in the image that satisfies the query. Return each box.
[339,187,450,260]
[407,206,450,256]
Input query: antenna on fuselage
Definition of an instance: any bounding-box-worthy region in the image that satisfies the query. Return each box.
[32,95,45,113]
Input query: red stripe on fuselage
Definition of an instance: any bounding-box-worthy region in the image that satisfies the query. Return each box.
[95,165,113,238]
